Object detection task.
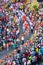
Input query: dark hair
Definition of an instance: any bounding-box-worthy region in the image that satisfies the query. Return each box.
[17,50,20,53]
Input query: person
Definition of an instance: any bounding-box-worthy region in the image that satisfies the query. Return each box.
[40,46,43,55]
[7,60,11,65]
[21,35,24,45]
[12,61,16,65]
[27,60,31,65]
[16,29,20,38]
[7,43,9,51]
[22,57,27,65]
[5,55,8,62]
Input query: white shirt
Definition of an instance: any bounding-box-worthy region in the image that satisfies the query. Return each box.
[16,38,20,42]
[21,37,24,40]
[3,43,5,47]
[27,60,31,65]
[16,30,19,35]
[13,61,16,65]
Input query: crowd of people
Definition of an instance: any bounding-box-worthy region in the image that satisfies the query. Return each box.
[0,0,43,65]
